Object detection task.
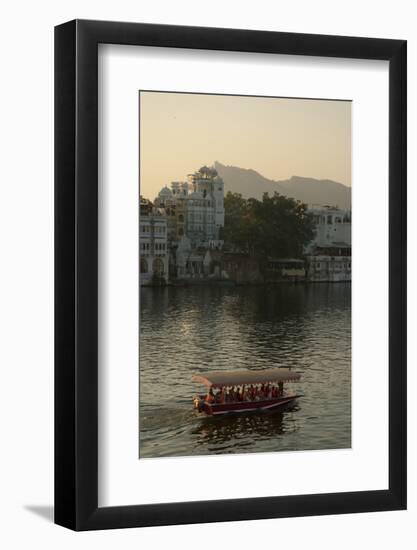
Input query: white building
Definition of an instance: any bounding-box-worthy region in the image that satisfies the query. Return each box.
[306,255,351,282]
[305,205,351,282]
[188,167,225,240]
[306,205,351,253]
[139,199,169,285]
[175,235,205,279]
[154,166,225,248]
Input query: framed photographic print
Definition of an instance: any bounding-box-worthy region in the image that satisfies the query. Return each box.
[55,20,406,530]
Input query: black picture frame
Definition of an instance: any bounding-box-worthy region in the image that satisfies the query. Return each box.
[55,19,407,531]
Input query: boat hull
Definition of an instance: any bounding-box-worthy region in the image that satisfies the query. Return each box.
[201,395,301,416]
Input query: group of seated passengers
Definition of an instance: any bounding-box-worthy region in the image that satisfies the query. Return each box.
[205,383,283,404]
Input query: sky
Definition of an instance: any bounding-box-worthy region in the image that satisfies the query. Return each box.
[140,91,351,201]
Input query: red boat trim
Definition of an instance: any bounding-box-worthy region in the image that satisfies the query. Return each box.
[205,396,299,416]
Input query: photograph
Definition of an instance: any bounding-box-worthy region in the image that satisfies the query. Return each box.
[139,91,352,459]
[0,1,409,542]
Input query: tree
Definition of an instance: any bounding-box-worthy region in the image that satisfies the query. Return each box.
[223,191,315,260]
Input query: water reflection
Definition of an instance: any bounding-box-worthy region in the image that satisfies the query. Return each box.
[139,283,351,458]
[191,405,302,453]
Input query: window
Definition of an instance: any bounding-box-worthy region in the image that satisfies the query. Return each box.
[140,258,148,273]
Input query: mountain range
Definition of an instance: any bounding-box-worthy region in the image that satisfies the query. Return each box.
[214,161,351,210]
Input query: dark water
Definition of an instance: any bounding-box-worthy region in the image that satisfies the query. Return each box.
[139,284,351,458]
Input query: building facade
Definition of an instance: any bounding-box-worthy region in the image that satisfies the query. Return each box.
[306,205,351,252]
[266,258,306,282]
[305,205,352,283]
[154,166,225,249]
[306,255,351,282]
[139,198,169,285]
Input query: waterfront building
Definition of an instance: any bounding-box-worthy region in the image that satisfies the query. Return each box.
[139,198,169,285]
[175,235,205,279]
[187,166,225,241]
[154,166,225,248]
[305,255,351,282]
[306,205,351,253]
[266,258,306,282]
[305,205,351,283]
[203,249,223,278]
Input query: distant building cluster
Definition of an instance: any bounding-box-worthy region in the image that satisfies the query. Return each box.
[139,167,352,286]
[139,198,169,285]
[153,165,225,249]
[304,205,352,282]
[140,166,225,284]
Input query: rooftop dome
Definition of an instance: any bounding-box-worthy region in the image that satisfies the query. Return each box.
[158,186,173,197]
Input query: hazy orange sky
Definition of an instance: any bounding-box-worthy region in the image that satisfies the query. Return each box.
[140,91,351,200]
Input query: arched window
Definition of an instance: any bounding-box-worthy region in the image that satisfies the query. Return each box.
[153,258,164,275]
[140,258,148,273]
[178,214,184,222]
[178,227,184,236]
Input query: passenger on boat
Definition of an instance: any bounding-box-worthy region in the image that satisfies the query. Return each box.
[241,386,247,401]
[239,386,245,401]
[205,387,215,404]
[215,388,225,404]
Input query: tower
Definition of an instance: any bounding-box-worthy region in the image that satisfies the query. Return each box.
[212,175,225,238]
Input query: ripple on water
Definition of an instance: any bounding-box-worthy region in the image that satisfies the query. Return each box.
[139,284,351,458]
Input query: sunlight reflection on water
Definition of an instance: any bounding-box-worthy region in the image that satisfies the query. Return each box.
[139,283,351,458]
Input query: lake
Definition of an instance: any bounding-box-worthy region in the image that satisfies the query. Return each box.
[139,283,351,458]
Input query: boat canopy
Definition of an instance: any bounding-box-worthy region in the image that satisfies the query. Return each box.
[192,368,301,389]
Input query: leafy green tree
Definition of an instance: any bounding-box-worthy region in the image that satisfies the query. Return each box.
[223,191,315,260]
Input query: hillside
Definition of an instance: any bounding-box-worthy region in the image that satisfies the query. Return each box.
[214,161,351,210]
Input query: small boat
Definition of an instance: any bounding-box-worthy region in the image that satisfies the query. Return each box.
[192,368,302,416]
